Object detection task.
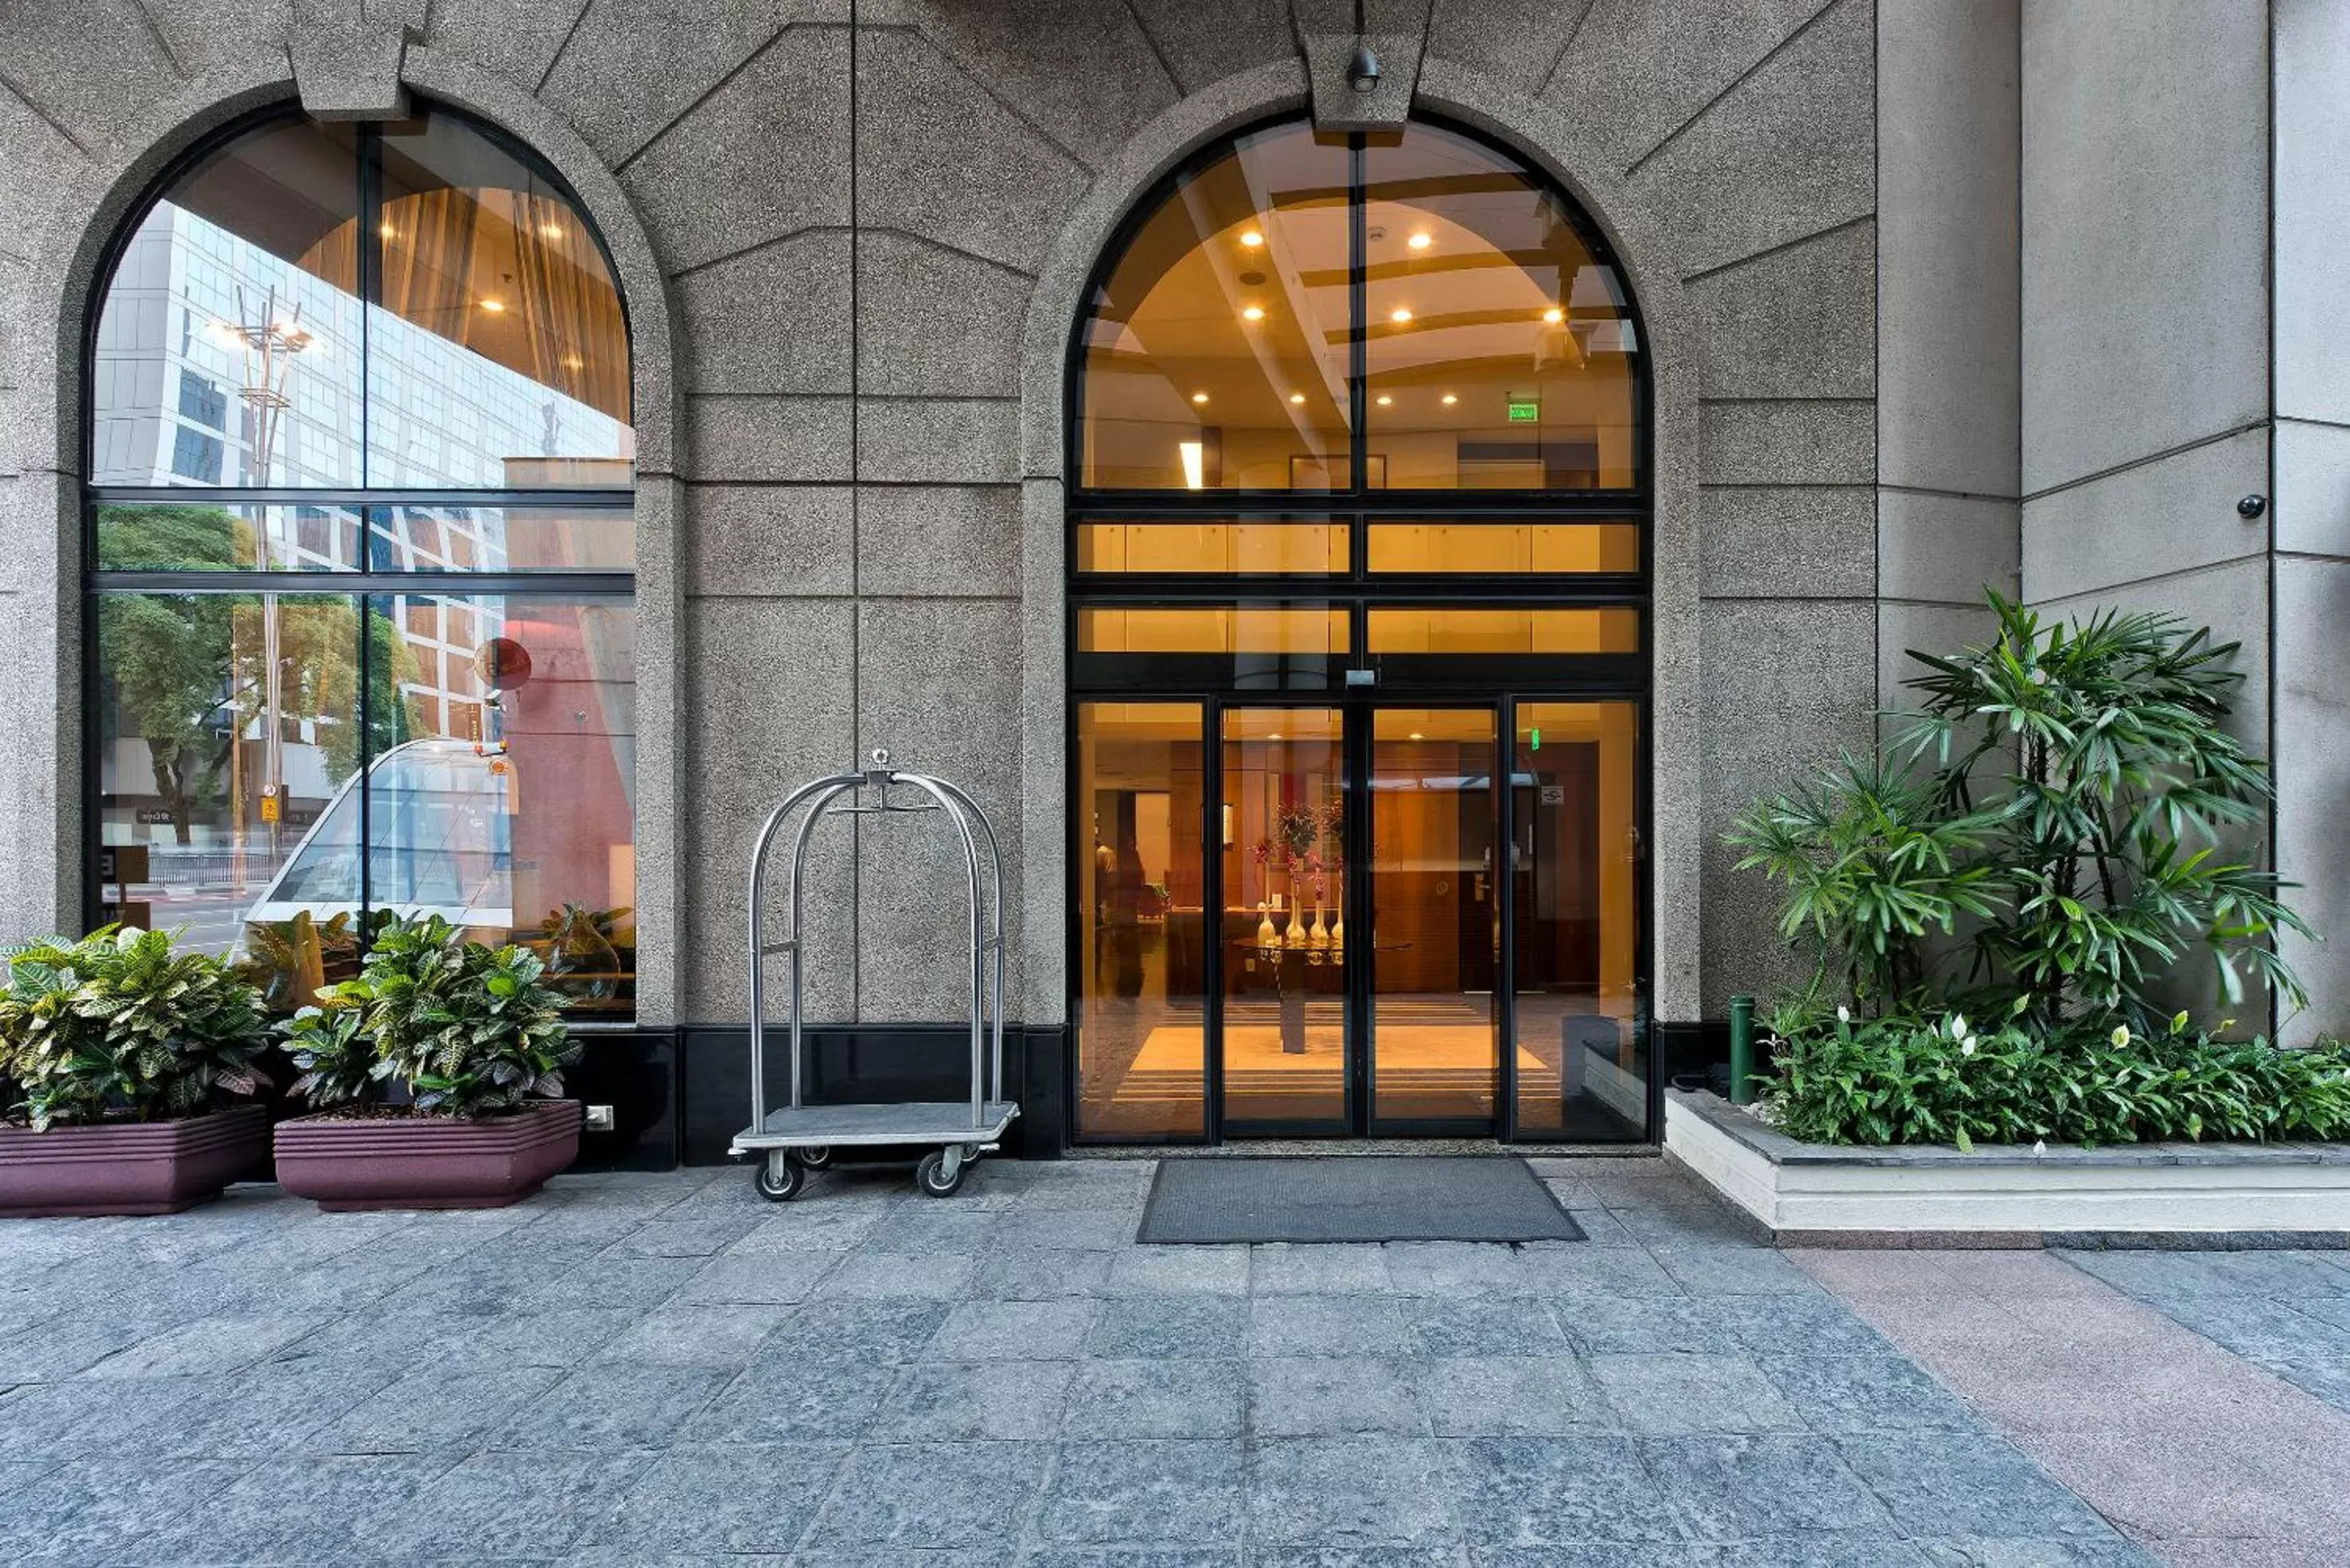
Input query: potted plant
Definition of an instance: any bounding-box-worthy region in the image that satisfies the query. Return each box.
[271,915,584,1211]
[0,926,273,1217]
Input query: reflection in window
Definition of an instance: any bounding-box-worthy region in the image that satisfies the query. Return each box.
[90,109,632,491]
[90,102,638,1020]
[1077,703,1208,1137]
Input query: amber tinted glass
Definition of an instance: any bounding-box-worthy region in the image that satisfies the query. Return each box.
[1510,701,1644,1137]
[1362,123,1640,490]
[1075,520,1349,575]
[1079,607,1350,655]
[1220,708,1348,1127]
[374,115,634,487]
[1364,607,1640,654]
[1076,702,1208,1137]
[92,119,366,489]
[1365,521,1639,575]
[1081,123,1352,490]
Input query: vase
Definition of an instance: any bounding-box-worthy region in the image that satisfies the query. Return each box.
[1285,880,1308,947]
[1330,907,1345,952]
[1308,895,1328,948]
[1256,903,1277,948]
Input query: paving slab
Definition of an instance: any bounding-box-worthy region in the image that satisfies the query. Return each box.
[0,1162,2190,1562]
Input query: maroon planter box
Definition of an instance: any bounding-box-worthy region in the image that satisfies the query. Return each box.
[273,1099,583,1211]
[0,1103,271,1218]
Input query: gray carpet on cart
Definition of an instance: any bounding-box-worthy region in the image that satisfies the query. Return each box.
[1138,1156,1583,1244]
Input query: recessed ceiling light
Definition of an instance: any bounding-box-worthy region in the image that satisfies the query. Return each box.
[1390,306,1413,324]
[1407,232,1431,250]
[560,354,585,369]
[377,221,397,240]
[1239,229,1265,248]
[1441,393,1458,405]
[1375,394,1393,406]
[1542,306,1565,324]
[1408,731,1425,740]
[478,298,508,313]
[540,223,566,240]
[1268,732,1283,740]
[1191,392,1210,404]
[1288,392,1306,404]
[1241,305,1265,322]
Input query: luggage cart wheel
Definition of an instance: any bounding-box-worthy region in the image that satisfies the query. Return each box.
[916,1149,966,1198]
[754,1155,804,1203]
[797,1145,834,1170]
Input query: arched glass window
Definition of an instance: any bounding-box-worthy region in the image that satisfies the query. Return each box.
[1069,117,1650,1147]
[1077,119,1641,493]
[87,104,638,1017]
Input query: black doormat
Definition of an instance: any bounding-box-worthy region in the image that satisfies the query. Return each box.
[1138,1156,1584,1244]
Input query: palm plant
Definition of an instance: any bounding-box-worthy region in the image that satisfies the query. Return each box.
[1897,592,2310,1029]
[1727,751,2006,1012]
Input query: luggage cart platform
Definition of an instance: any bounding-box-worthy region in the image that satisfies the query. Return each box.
[732,1101,1018,1151]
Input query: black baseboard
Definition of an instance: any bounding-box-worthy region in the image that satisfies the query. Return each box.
[677,1023,1070,1166]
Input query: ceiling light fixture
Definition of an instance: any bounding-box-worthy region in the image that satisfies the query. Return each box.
[1441,393,1458,405]
[1390,306,1413,324]
[1407,232,1431,251]
[478,298,507,313]
[1408,732,1425,740]
[1239,229,1265,248]
[1289,392,1306,404]
[1375,394,1393,406]
[377,221,397,240]
[1190,391,1210,404]
[540,223,565,240]
[1241,305,1265,322]
[1542,306,1565,324]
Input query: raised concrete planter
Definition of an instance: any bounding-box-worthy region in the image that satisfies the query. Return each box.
[1664,1089,2350,1246]
[274,1099,581,1211]
[0,1104,269,1217]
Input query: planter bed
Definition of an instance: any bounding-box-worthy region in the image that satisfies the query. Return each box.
[0,1104,270,1218]
[1664,1089,2350,1247]
[274,1098,581,1211]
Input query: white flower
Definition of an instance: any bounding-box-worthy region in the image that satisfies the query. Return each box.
[1950,1014,1969,1041]
[1960,1039,1977,1058]
[1837,1005,1851,1024]
[2110,1024,2131,1047]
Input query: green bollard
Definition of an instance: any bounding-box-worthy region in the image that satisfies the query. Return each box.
[1727,993,1756,1106]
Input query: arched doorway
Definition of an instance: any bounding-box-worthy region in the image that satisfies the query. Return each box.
[82,101,641,1020]
[1067,115,1651,1144]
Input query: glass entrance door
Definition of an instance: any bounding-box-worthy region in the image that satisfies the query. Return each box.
[1368,707,1501,1132]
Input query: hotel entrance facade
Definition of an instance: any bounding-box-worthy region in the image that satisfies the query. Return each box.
[1068,119,1650,1145]
[2,2,2338,1168]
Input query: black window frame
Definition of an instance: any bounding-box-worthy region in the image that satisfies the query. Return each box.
[1064,112,1657,1146]
[78,100,638,1008]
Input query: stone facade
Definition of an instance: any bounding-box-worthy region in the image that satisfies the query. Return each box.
[0,0,2340,1052]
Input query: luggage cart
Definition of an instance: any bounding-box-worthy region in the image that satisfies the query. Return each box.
[729,750,1017,1199]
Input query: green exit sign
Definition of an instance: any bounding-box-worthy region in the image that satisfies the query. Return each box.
[1506,400,1540,423]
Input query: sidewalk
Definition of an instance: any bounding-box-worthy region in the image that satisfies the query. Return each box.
[0,1154,2258,1565]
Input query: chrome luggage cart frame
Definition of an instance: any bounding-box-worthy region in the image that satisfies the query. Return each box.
[728,750,1017,1199]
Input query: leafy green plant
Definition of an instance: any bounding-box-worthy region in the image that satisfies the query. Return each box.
[533,903,632,1004]
[1727,752,2006,1010]
[1,927,270,1130]
[1901,591,2311,1028]
[279,997,374,1108]
[288,915,577,1118]
[1761,1004,2350,1149]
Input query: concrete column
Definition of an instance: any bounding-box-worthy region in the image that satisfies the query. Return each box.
[1875,0,2020,700]
[2271,0,2350,1040]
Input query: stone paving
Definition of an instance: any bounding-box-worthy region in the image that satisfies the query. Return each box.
[0,1152,2233,1566]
